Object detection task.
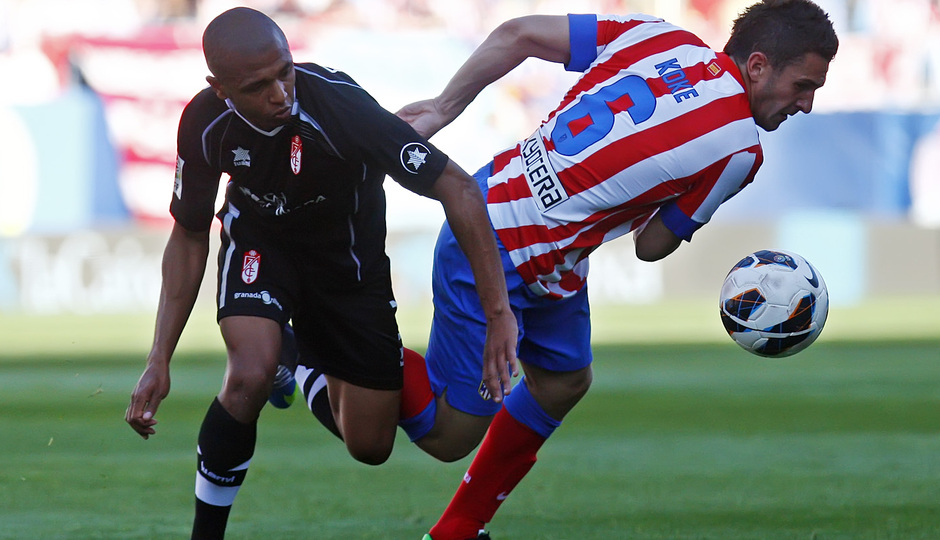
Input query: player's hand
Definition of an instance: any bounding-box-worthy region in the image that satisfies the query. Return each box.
[481,309,519,403]
[396,99,448,139]
[125,360,171,439]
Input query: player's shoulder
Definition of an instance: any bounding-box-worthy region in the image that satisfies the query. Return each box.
[185,87,225,111]
[180,87,228,126]
[293,62,362,90]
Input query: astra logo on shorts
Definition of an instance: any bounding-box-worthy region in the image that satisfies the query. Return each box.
[233,290,283,311]
[233,146,251,167]
[400,142,429,174]
[241,250,260,284]
[290,135,302,175]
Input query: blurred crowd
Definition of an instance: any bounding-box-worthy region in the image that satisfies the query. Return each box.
[2,0,940,110]
[1,0,938,230]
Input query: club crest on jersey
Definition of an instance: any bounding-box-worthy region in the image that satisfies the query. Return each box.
[478,381,492,401]
[290,135,302,175]
[241,250,260,284]
[233,146,251,167]
[400,142,429,174]
[522,133,569,213]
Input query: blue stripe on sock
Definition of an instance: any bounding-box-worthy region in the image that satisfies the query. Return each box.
[504,378,560,439]
[399,398,437,442]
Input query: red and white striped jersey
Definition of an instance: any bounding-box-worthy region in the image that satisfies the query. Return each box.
[486,13,763,299]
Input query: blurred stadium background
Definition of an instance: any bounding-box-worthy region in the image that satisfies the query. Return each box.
[1,0,938,327]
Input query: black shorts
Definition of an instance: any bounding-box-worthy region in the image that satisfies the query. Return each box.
[215,205,403,391]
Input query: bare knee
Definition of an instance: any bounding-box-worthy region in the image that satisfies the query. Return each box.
[414,396,492,462]
[344,432,395,465]
[566,366,593,401]
[414,432,478,462]
[523,364,593,419]
[328,381,400,465]
[219,361,276,422]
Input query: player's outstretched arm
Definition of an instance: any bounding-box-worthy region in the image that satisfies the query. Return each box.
[125,223,210,439]
[397,15,570,138]
[427,160,519,402]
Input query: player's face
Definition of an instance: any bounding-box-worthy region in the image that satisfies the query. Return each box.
[748,52,829,131]
[212,46,296,131]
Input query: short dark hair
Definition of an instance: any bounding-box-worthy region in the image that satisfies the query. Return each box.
[724,0,838,67]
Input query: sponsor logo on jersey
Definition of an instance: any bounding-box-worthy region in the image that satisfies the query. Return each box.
[232,289,283,311]
[496,492,509,501]
[233,146,251,167]
[174,156,184,199]
[400,142,429,174]
[522,133,569,212]
[290,135,302,175]
[241,250,260,284]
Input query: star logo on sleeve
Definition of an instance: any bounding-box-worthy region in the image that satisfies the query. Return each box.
[233,147,251,167]
[400,142,430,174]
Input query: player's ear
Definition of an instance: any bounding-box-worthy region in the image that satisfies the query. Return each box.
[206,75,228,100]
[745,51,769,83]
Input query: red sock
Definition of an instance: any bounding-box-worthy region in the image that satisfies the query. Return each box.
[429,407,546,540]
[400,347,434,420]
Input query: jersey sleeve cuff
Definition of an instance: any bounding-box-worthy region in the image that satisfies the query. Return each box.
[659,202,701,242]
[565,14,597,72]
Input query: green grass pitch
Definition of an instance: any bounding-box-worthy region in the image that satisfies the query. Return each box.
[1,298,938,539]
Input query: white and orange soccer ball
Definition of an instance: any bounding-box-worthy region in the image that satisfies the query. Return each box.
[719,250,829,357]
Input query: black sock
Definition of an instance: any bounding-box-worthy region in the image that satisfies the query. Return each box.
[295,364,343,440]
[191,398,256,540]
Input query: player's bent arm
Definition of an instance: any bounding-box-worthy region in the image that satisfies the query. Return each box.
[398,15,570,138]
[426,160,519,401]
[126,222,210,438]
[633,212,682,262]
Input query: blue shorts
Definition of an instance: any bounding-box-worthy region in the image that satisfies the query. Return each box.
[425,165,593,417]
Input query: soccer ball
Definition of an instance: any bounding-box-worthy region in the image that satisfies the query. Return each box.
[719,249,829,357]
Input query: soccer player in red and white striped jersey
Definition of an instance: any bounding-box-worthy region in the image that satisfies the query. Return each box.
[487,12,765,300]
[392,2,838,539]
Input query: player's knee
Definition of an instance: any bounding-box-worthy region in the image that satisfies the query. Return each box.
[223,362,276,402]
[413,417,486,463]
[422,442,474,463]
[568,367,593,400]
[345,438,394,465]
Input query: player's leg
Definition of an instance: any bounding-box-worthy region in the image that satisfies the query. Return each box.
[293,344,429,443]
[427,287,593,540]
[400,218,517,462]
[192,207,294,540]
[193,315,282,540]
[289,267,405,465]
[322,377,399,465]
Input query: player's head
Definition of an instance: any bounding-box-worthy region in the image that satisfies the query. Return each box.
[203,7,296,131]
[724,0,839,131]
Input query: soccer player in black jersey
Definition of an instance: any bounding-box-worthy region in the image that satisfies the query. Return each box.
[123,7,517,539]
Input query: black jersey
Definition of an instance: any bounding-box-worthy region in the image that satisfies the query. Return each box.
[171,62,449,285]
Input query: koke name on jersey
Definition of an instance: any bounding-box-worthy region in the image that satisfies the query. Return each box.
[655,58,699,103]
